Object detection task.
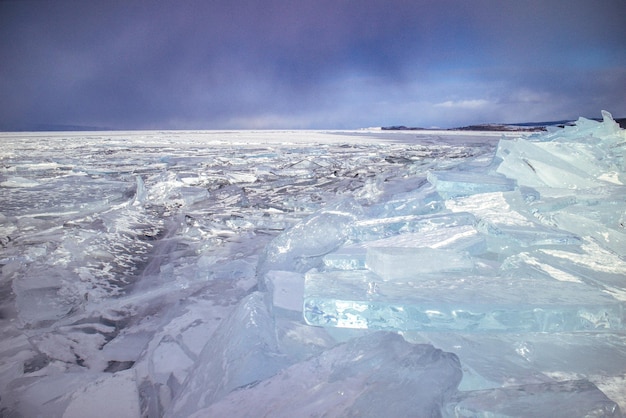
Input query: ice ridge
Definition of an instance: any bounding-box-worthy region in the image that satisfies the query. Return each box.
[1,117,625,416]
[303,111,626,334]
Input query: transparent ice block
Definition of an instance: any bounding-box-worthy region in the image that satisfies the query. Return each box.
[303,269,625,332]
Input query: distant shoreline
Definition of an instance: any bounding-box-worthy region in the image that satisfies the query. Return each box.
[2,117,625,133]
[382,117,626,132]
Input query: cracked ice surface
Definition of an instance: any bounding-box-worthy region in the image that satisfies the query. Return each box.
[0,120,624,416]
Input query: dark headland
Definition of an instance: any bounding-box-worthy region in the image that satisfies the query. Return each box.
[382,117,626,132]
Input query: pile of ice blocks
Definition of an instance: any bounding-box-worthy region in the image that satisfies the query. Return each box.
[301,111,626,334]
[256,111,626,415]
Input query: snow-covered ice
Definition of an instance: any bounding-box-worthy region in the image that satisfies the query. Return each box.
[0,114,625,416]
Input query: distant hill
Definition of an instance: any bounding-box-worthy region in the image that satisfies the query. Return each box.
[452,124,546,132]
[457,117,626,131]
[380,125,426,131]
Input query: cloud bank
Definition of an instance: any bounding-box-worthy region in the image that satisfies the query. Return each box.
[1,0,625,129]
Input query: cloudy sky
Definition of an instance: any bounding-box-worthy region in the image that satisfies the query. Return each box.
[1,0,625,130]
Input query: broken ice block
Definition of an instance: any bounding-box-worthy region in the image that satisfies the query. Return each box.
[372,183,443,217]
[349,211,477,243]
[187,332,462,418]
[496,137,602,189]
[476,219,583,250]
[427,170,516,198]
[495,110,626,190]
[364,224,486,254]
[347,224,484,279]
[357,224,485,280]
[169,292,288,416]
[551,207,626,256]
[4,373,103,417]
[445,380,622,418]
[12,266,78,327]
[303,269,625,332]
[366,247,474,279]
[322,245,367,270]
[539,110,624,143]
[257,198,363,275]
[62,370,141,418]
[502,247,626,297]
[264,270,305,314]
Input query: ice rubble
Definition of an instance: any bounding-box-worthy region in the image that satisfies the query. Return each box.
[296,112,625,415]
[0,115,624,417]
[304,111,626,334]
[188,332,462,418]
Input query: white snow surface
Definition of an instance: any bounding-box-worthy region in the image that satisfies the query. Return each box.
[0,119,625,417]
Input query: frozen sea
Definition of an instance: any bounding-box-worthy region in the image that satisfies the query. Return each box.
[1,115,625,417]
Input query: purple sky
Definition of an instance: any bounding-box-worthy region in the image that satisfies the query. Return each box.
[1,0,625,130]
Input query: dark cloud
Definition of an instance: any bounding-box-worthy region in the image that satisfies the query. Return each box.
[1,0,625,129]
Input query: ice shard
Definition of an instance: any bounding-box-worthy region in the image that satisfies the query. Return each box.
[496,111,626,189]
[427,170,516,198]
[184,332,462,418]
[62,370,141,418]
[445,380,622,418]
[256,198,363,276]
[168,292,288,417]
[495,137,602,189]
[403,330,626,396]
[349,211,477,243]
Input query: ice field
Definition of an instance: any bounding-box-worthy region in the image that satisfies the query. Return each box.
[1,111,625,416]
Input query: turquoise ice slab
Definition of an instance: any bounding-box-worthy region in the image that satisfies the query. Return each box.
[365,247,475,279]
[349,211,477,243]
[323,246,367,270]
[476,219,582,248]
[303,270,625,332]
[427,171,516,198]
